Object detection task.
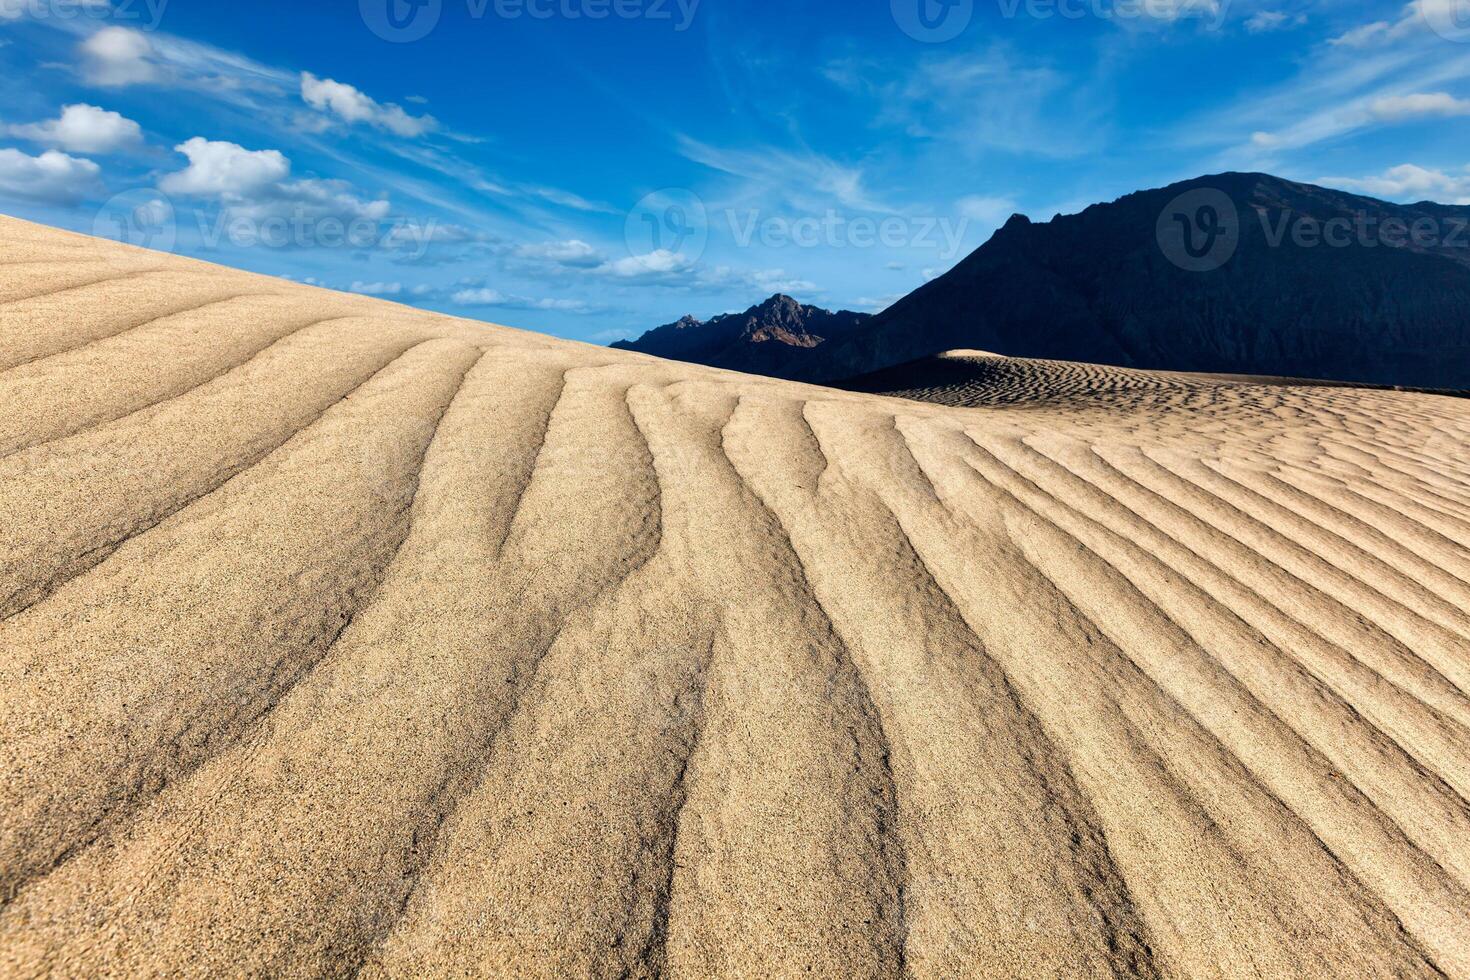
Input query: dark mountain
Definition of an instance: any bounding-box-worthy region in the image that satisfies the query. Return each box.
[621,174,1470,391]
[612,294,871,377]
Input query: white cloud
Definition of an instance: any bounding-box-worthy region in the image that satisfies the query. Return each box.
[1180,0,1470,158]
[158,138,392,229]
[0,148,102,204]
[230,177,391,223]
[1134,0,1221,22]
[348,281,402,296]
[159,137,289,196]
[1329,20,1395,47]
[677,135,888,213]
[826,50,1102,161]
[80,26,160,86]
[526,186,616,213]
[597,249,695,280]
[452,287,505,305]
[1320,163,1470,203]
[518,297,598,313]
[1367,92,1470,120]
[450,288,601,314]
[515,239,605,267]
[1245,10,1304,32]
[301,73,436,138]
[8,103,142,154]
[1327,0,1454,47]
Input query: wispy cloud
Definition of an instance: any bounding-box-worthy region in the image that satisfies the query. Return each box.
[300,73,436,138]
[1318,163,1470,203]
[676,135,889,213]
[1180,2,1470,158]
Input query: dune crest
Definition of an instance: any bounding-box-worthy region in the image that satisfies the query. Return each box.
[2,216,1469,978]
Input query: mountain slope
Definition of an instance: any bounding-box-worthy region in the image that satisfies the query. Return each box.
[3,215,1470,978]
[800,173,1470,389]
[613,293,870,377]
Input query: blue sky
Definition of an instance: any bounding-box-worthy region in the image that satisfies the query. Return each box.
[2,0,1469,342]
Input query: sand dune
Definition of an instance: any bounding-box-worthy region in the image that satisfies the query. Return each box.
[2,214,1469,978]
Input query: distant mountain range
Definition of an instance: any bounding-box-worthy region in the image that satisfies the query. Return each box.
[611,294,870,377]
[615,173,1470,391]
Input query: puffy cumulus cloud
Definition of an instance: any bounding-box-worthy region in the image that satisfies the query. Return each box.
[158,139,395,244]
[1320,164,1470,203]
[9,103,142,154]
[224,177,392,224]
[1367,93,1470,121]
[80,26,161,86]
[159,137,289,196]
[596,249,695,280]
[0,148,102,204]
[300,73,436,138]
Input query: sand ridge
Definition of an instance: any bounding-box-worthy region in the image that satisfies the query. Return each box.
[1,215,1469,978]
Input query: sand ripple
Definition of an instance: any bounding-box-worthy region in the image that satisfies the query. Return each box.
[2,218,1469,978]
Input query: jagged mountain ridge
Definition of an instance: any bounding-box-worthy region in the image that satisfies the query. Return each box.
[612,293,871,376]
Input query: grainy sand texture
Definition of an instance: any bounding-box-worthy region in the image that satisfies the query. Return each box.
[2,214,1470,979]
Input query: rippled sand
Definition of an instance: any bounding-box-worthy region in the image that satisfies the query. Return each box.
[2,215,1469,978]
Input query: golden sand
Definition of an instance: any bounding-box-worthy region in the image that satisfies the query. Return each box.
[2,215,1469,978]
